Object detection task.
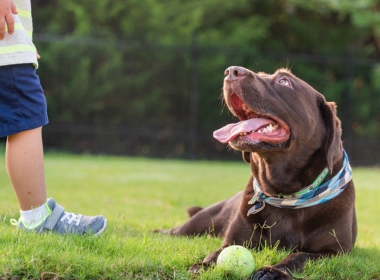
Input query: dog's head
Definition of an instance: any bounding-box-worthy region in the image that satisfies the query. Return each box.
[213,66,342,172]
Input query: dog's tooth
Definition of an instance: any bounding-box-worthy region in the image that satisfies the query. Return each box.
[263,128,268,133]
[267,124,273,132]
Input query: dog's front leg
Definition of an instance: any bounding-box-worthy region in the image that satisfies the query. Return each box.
[253,252,325,280]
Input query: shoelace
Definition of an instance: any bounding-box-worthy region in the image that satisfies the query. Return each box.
[60,212,83,226]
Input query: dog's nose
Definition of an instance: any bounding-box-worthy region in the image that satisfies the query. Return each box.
[224,66,247,81]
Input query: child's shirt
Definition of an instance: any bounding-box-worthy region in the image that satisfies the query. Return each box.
[0,0,38,67]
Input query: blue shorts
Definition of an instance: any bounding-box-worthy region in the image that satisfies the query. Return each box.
[0,64,49,138]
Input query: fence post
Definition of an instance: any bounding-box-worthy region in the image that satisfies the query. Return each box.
[342,45,354,158]
[187,33,199,160]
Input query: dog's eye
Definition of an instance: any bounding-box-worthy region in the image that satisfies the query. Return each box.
[278,77,292,87]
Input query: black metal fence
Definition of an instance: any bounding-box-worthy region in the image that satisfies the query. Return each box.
[41,123,380,166]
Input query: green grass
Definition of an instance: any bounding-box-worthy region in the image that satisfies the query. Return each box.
[0,151,379,279]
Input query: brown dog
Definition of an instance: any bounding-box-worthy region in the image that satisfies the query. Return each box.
[157,66,357,279]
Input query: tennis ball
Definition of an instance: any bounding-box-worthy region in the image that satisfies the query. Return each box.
[217,245,255,278]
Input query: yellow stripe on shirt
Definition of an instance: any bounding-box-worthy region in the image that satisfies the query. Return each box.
[17,9,32,18]
[0,44,36,55]
[5,23,32,39]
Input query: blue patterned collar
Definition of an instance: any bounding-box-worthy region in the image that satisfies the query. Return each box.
[247,150,352,216]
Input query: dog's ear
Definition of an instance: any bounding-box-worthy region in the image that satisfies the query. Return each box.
[242,151,251,164]
[319,98,343,173]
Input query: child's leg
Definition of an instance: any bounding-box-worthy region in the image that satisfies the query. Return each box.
[6,126,107,235]
[2,64,107,235]
[6,126,47,211]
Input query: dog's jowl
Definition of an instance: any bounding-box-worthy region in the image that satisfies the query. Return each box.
[156,66,357,280]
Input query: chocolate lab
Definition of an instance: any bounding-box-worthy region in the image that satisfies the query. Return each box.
[157,66,357,279]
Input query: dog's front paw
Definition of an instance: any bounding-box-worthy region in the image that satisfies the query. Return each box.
[188,249,221,275]
[251,266,292,280]
[188,262,205,275]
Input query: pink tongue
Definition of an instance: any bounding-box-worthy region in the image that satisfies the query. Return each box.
[213,118,274,143]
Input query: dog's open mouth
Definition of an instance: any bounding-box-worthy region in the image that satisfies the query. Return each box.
[213,93,290,144]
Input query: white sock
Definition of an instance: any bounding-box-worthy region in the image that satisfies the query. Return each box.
[20,201,50,229]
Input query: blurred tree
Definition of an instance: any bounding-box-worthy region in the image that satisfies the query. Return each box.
[30,0,380,142]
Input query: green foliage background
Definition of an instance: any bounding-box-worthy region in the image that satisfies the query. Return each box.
[30,0,380,158]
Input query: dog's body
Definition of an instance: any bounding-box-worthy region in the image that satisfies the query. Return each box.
[157,67,357,279]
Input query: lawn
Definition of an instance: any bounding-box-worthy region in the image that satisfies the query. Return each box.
[0,151,379,279]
